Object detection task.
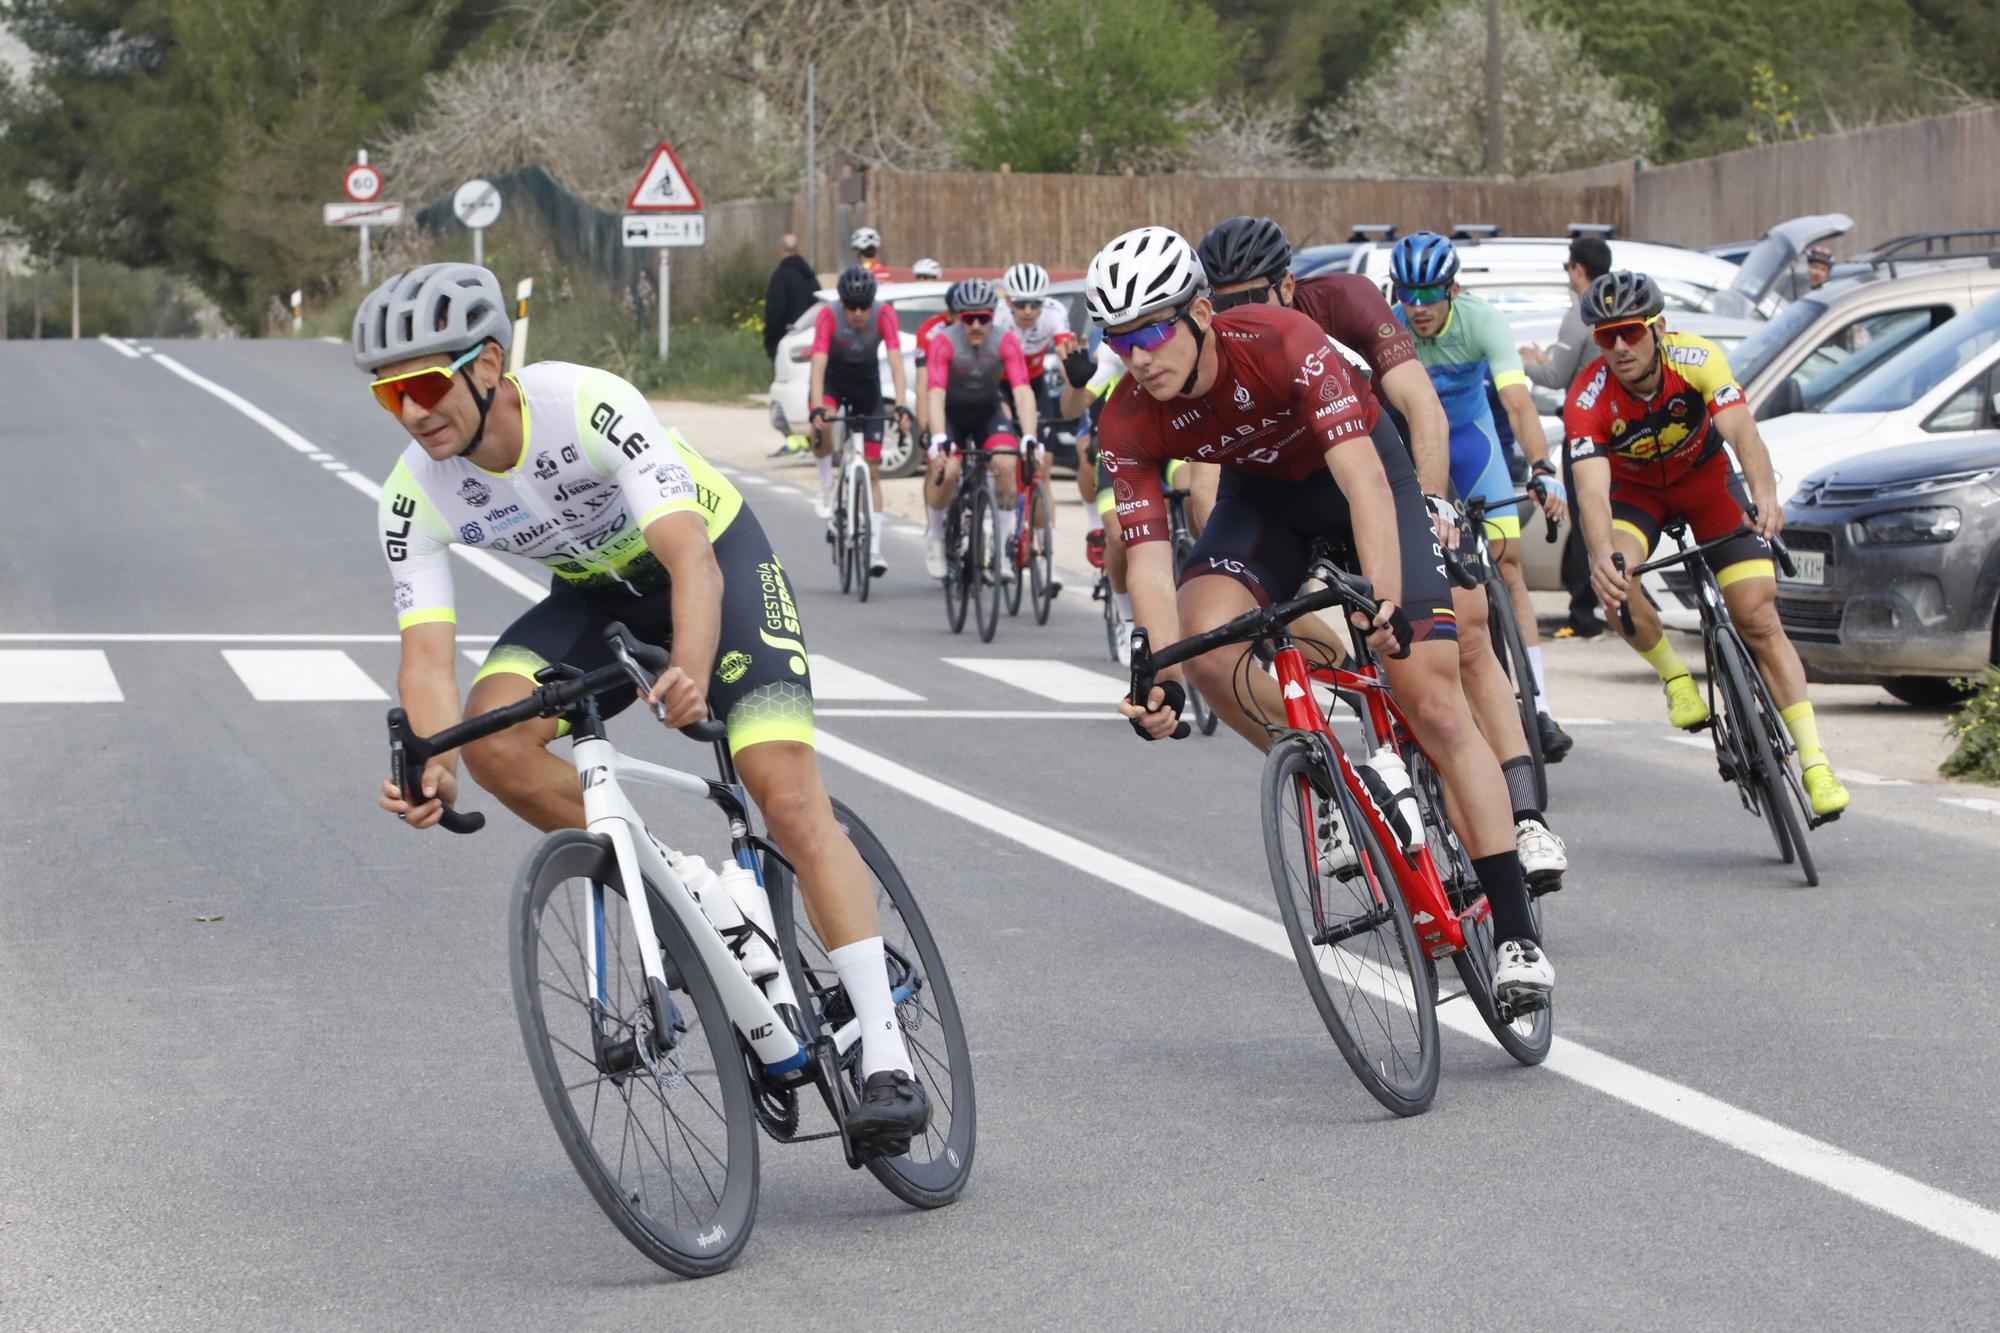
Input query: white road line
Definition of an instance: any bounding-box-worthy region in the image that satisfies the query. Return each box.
[1561,717,1614,726]
[143,353,554,605]
[1663,734,1712,750]
[0,633,497,643]
[1940,797,2000,816]
[97,333,141,359]
[812,728,2000,1265]
[943,656,1126,704]
[307,452,334,461]
[816,708,1115,719]
[1843,769,1912,787]
[221,650,389,702]
[810,655,923,701]
[0,649,124,702]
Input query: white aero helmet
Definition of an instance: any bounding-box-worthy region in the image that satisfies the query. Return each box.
[1086,226,1206,327]
[850,226,881,252]
[912,257,943,279]
[352,262,512,372]
[1002,261,1050,301]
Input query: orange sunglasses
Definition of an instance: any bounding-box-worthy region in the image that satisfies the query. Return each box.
[369,345,483,416]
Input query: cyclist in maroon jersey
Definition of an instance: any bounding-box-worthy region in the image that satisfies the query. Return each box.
[920,278,1040,579]
[1198,216,1567,891]
[1092,225,1552,1003]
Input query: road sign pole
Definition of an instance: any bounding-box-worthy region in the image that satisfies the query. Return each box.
[658,252,670,361]
[473,228,483,267]
[357,150,372,287]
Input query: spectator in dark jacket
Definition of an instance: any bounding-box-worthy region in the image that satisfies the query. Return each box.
[763,234,819,360]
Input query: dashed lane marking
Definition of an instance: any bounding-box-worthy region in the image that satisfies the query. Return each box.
[943,656,1127,704]
[222,650,388,702]
[0,650,124,702]
[97,334,141,359]
[810,655,923,701]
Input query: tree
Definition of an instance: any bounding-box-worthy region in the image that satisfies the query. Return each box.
[1310,0,1657,177]
[0,0,498,327]
[952,0,1242,174]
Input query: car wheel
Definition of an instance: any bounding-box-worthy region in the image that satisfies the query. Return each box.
[1879,676,1975,708]
[880,419,920,479]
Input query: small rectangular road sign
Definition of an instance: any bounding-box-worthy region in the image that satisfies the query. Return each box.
[621,214,706,248]
[324,201,405,227]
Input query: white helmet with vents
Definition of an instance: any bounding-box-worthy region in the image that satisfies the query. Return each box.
[1085,227,1206,327]
[1002,261,1050,301]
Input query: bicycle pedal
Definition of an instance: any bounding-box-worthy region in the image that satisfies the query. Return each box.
[1526,876,1563,898]
[1497,989,1550,1017]
[1809,810,1841,829]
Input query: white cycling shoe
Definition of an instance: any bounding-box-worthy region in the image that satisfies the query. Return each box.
[1114,620,1134,666]
[813,484,834,519]
[1515,817,1568,894]
[1315,796,1363,880]
[1494,938,1554,1005]
[924,537,947,579]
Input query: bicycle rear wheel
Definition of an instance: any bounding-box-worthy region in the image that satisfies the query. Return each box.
[511,830,759,1277]
[1002,497,1025,618]
[851,470,874,604]
[971,483,1003,643]
[1405,747,1552,1064]
[1028,479,1056,625]
[765,800,976,1207]
[943,502,970,634]
[1486,572,1548,808]
[1715,631,1818,886]
[1262,734,1439,1115]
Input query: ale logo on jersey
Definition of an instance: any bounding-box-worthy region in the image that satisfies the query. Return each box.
[459,478,492,507]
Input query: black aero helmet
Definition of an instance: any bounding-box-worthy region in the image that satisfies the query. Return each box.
[1580,270,1664,325]
[1197,216,1293,286]
[836,265,877,308]
[947,277,996,313]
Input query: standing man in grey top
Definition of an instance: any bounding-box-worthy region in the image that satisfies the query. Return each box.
[1520,234,1613,636]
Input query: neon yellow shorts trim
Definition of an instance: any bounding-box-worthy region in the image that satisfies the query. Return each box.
[1483,512,1522,542]
[1715,557,1775,589]
[1612,518,1652,550]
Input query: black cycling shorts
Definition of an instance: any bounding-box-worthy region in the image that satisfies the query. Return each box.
[943,401,1021,452]
[820,369,884,446]
[1181,434,1457,644]
[473,510,815,754]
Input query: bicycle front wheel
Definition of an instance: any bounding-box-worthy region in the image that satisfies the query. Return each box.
[1486,572,1548,809]
[511,830,760,1277]
[1262,734,1439,1115]
[765,800,977,1207]
[971,483,1003,643]
[852,473,874,604]
[1099,575,1122,662]
[1716,631,1817,886]
[943,503,970,634]
[1028,478,1056,625]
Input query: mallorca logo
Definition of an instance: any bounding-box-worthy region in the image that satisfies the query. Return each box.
[458,477,491,507]
[459,521,484,543]
[1319,376,1342,402]
[717,650,752,684]
[1232,382,1253,411]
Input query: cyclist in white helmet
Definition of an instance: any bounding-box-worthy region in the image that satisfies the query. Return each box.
[851,226,892,281]
[913,257,943,280]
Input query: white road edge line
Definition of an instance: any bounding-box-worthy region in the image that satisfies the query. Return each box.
[156,358,2000,1261]
[812,728,2000,1265]
[146,352,549,602]
[817,708,1118,720]
[97,333,142,359]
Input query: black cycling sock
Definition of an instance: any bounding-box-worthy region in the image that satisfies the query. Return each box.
[1500,755,1540,824]
[1473,851,1538,945]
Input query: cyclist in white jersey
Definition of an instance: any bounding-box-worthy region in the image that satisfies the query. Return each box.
[362,263,930,1153]
[999,261,1072,439]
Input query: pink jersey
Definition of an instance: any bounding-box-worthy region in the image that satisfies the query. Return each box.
[926,325,1031,409]
[812,302,901,374]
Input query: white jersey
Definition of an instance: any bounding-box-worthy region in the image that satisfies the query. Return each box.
[377,361,743,628]
[992,297,1072,361]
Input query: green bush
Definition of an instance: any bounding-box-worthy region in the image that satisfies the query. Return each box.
[1941,666,2000,784]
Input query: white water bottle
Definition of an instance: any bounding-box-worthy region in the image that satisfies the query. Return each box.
[716,862,781,981]
[1362,750,1425,854]
[670,852,778,980]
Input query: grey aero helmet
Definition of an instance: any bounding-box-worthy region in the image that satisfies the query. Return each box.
[352,263,513,372]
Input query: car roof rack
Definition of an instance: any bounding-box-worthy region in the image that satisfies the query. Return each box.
[1856,228,2000,279]
[1451,223,1501,241]
[1567,222,1617,239]
[1348,224,1397,243]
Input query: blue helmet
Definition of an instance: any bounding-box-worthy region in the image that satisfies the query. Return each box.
[1389,232,1460,288]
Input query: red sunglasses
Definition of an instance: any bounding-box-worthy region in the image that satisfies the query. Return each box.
[958,311,993,326]
[1591,316,1660,350]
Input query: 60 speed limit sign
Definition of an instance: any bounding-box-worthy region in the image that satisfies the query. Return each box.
[344,163,383,204]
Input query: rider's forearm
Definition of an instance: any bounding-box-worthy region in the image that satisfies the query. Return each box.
[1060,382,1093,420]
[1013,384,1038,440]
[396,660,464,773]
[1381,363,1450,495]
[1722,412,1779,501]
[1573,457,1615,560]
[1330,445,1403,606]
[1499,384,1550,466]
[1126,541,1183,678]
[927,386,945,433]
[808,355,827,410]
[667,554,722,690]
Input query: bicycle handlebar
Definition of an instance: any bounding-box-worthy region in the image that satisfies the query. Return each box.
[1608,511,1795,638]
[1462,487,1562,545]
[1129,557,1381,738]
[384,623,726,834]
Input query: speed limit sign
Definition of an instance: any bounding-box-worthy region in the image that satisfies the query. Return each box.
[344,163,383,204]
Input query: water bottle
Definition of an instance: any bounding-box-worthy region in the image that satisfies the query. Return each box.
[1360,750,1425,854]
[670,852,778,980]
[715,861,781,981]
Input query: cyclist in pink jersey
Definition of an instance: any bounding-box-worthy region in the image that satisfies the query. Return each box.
[921,278,1038,579]
[808,266,911,576]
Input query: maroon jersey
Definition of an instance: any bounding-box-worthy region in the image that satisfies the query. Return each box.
[1095,303,1378,546]
[1290,273,1417,402]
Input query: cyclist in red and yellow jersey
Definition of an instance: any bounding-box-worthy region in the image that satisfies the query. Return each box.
[1565,271,1849,819]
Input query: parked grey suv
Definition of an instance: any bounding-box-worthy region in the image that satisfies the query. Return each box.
[1776,435,2000,705]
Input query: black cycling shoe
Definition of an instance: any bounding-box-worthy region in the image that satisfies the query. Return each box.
[1537,713,1574,763]
[846,1070,930,1159]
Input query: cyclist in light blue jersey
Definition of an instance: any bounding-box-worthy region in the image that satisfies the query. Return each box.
[1392,231,1575,763]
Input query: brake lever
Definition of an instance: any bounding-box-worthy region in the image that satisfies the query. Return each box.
[608,634,667,723]
[1611,553,1636,637]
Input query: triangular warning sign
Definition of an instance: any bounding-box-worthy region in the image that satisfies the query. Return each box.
[625,142,703,213]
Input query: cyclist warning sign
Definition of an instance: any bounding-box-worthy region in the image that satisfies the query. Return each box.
[624,142,703,213]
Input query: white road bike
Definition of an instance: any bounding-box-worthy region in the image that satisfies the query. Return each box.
[386,624,975,1277]
[820,411,892,601]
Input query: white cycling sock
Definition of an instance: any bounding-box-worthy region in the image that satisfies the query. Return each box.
[816,455,833,489]
[1528,645,1551,712]
[925,506,944,540]
[1113,591,1133,620]
[827,937,911,1078]
[1086,510,1105,534]
[871,512,884,557]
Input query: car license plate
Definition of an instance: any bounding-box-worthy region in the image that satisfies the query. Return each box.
[1783,550,1826,585]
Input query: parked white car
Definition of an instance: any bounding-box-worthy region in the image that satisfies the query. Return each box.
[1338,236,1756,320]
[766,280,948,477]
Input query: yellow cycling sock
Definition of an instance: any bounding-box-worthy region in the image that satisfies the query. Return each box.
[1781,701,1826,769]
[1637,636,1691,684]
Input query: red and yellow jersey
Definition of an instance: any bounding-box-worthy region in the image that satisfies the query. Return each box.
[1563,332,1746,486]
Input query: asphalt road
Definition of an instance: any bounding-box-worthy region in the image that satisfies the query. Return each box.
[4,336,1999,1329]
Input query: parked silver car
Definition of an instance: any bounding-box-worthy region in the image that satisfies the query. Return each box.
[1776,434,2000,705]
